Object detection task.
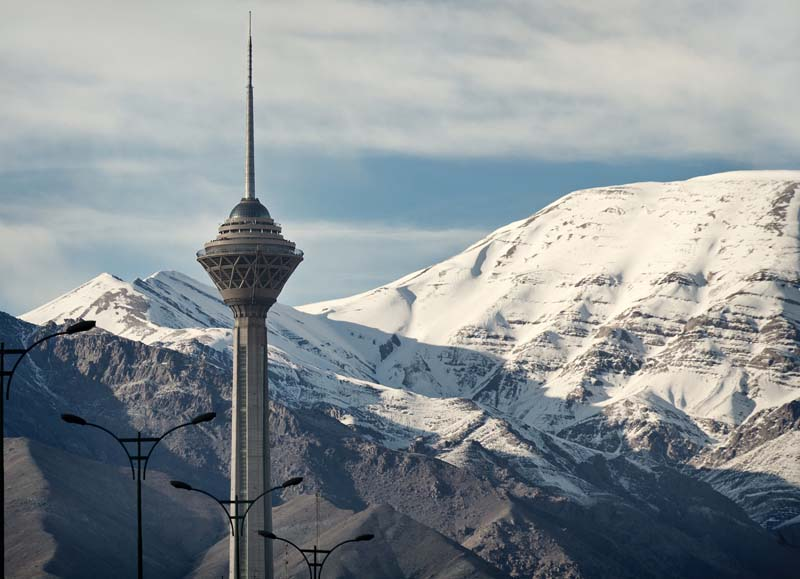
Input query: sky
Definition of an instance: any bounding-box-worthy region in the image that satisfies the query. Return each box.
[1,0,798,315]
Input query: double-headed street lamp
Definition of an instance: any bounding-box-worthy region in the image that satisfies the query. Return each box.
[61,411,216,579]
[258,530,374,579]
[1,320,96,575]
[170,476,303,579]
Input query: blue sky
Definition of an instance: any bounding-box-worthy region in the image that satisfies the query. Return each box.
[1,0,798,314]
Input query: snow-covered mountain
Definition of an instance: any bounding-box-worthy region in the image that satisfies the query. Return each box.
[13,171,800,575]
[22,272,598,500]
[302,171,799,426]
[299,170,800,524]
[23,271,234,355]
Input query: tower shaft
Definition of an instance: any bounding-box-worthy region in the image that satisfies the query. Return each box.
[230,311,272,578]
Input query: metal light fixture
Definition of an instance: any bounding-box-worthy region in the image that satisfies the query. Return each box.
[61,411,216,579]
[65,320,97,334]
[170,476,303,579]
[258,528,375,579]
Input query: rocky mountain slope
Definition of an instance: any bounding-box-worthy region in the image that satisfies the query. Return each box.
[2,314,796,577]
[9,170,800,576]
[298,170,800,526]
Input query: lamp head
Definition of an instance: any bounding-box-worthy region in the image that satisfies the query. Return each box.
[61,413,87,426]
[170,480,193,491]
[258,530,277,540]
[282,477,303,488]
[66,320,96,334]
[355,534,374,542]
[191,412,216,425]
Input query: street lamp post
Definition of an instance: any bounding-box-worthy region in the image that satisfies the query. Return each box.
[258,530,374,579]
[170,477,303,579]
[2,320,96,575]
[61,411,216,579]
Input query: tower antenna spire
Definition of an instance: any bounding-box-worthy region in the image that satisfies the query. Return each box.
[248,11,253,86]
[244,11,255,199]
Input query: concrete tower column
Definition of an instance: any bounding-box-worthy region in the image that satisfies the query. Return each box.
[230,308,273,578]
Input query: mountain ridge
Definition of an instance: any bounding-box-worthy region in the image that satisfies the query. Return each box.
[2,314,795,577]
[9,170,800,575]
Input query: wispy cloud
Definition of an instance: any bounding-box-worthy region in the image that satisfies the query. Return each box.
[1,0,797,165]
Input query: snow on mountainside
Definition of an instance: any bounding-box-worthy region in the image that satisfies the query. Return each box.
[301,171,800,427]
[22,271,595,500]
[22,271,234,354]
[298,170,800,526]
[19,170,800,530]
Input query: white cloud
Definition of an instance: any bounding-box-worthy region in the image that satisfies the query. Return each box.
[0,0,797,164]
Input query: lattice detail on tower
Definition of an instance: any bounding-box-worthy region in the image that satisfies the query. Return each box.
[198,252,301,291]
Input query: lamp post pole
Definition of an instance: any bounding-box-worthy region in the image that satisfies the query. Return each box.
[170,477,303,579]
[258,530,374,579]
[62,411,216,579]
[233,494,241,579]
[1,320,96,576]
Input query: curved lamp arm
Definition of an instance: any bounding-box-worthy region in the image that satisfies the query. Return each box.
[142,422,191,479]
[6,321,95,400]
[6,331,66,400]
[171,483,235,537]
[240,484,283,525]
[241,477,302,531]
[142,412,215,479]
[319,534,375,578]
[259,532,313,579]
[82,421,136,480]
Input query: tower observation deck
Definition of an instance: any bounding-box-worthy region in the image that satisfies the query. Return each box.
[197,15,302,579]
